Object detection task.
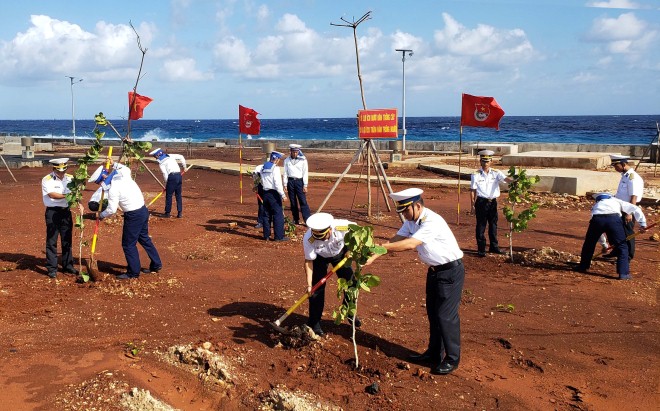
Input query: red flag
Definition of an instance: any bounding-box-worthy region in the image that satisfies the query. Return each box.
[460,93,505,130]
[239,105,261,135]
[128,92,153,120]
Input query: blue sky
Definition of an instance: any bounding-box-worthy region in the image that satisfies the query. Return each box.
[0,0,658,120]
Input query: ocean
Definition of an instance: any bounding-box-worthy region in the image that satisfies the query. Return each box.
[0,115,658,146]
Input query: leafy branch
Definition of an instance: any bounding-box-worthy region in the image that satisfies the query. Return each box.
[332,224,386,368]
[502,166,540,262]
[65,113,109,277]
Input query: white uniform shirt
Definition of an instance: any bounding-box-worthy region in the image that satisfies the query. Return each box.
[157,156,182,182]
[470,168,507,199]
[396,208,464,266]
[283,156,309,187]
[303,219,354,260]
[259,163,285,197]
[169,153,187,169]
[100,177,145,218]
[42,172,72,207]
[591,197,647,227]
[616,168,644,203]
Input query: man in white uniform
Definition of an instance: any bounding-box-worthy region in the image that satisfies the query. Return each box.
[600,155,644,259]
[42,158,79,278]
[89,164,162,279]
[283,144,311,225]
[574,193,647,280]
[303,212,360,336]
[150,148,186,218]
[366,188,465,375]
[258,151,288,241]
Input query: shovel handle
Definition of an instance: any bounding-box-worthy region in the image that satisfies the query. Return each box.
[273,256,349,327]
[599,221,657,255]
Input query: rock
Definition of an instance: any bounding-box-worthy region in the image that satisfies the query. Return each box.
[365,382,379,395]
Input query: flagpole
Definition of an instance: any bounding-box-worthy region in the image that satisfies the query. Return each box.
[239,131,243,204]
[457,125,462,226]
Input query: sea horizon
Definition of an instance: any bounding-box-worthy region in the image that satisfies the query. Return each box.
[1,115,658,146]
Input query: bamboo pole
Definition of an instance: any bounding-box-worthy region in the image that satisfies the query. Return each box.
[0,154,17,182]
[316,141,366,213]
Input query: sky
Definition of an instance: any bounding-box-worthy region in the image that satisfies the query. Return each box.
[0,0,658,120]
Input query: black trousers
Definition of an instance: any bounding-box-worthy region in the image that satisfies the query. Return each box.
[622,213,635,260]
[475,197,499,252]
[165,172,182,215]
[262,189,284,240]
[578,214,629,275]
[44,207,74,273]
[122,205,162,276]
[425,260,465,366]
[307,250,354,328]
[286,179,311,223]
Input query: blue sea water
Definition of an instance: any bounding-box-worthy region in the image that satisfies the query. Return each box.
[0,115,658,145]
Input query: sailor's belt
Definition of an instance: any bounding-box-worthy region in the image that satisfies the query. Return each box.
[477,197,497,202]
[430,259,462,272]
[288,177,302,181]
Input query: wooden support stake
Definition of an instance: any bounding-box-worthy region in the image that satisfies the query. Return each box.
[0,155,17,182]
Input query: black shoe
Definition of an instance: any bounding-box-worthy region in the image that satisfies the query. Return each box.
[348,316,362,328]
[618,274,632,280]
[177,213,182,218]
[63,267,79,275]
[477,251,486,257]
[310,325,325,336]
[47,271,57,279]
[431,362,457,375]
[275,237,290,242]
[163,213,171,218]
[602,252,616,259]
[408,350,436,363]
[141,266,162,274]
[117,273,139,280]
[489,248,504,255]
[572,266,588,273]
[255,223,263,229]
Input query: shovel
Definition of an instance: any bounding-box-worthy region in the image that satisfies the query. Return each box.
[269,256,348,334]
[594,221,657,258]
[86,147,113,280]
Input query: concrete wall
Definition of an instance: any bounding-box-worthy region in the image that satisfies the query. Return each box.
[0,135,652,157]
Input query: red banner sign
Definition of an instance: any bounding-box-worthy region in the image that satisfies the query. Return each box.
[358,109,398,139]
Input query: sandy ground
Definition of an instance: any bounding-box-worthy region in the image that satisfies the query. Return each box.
[0,147,658,410]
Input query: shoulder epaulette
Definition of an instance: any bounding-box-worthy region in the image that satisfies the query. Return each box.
[627,173,634,180]
[335,225,349,231]
[308,236,316,244]
[44,175,52,181]
[65,173,73,178]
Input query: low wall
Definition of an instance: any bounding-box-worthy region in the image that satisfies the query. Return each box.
[0,136,652,157]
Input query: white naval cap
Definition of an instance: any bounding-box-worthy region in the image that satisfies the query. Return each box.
[307,212,334,239]
[307,212,334,230]
[270,151,284,159]
[609,154,629,164]
[88,165,105,183]
[591,192,612,201]
[478,149,495,161]
[49,158,70,171]
[289,144,302,150]
[390,188,424,212]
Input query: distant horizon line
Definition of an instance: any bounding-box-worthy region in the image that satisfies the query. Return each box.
[1,114,658,122]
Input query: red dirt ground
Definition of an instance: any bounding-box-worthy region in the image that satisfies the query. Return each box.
[0,147,658,410]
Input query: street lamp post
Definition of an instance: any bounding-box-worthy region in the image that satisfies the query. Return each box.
[65,76,83,145]
[395,49,413,153]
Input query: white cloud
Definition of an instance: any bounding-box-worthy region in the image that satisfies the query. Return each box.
[213,36,252,71]
[275,13,307,33]
[161,58,213,81]
[256,4,270,22]
[0,15,156,83]
[585,12,657,54]
[586,0,643,9]
[433,13,535,66]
